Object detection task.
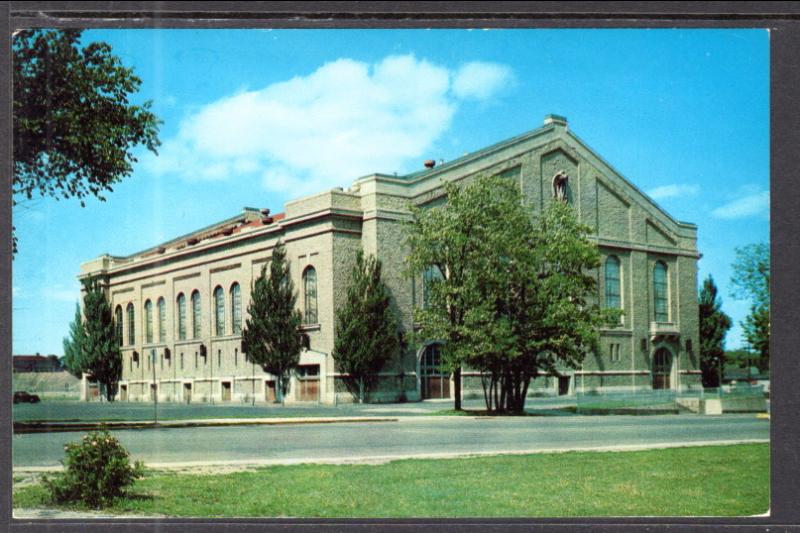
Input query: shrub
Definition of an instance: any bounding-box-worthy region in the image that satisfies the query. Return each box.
[42,429,144,508]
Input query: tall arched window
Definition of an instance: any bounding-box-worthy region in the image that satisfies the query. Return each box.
[423,265,444,309]
[191,290,201,339]
[214,286,225,336]
[126,303,135,346]
[303,266,318,324]
[144,300,153,344]
[605,256,621,311]
[653,261,669,322]
[114,305,123,347]
[230,282,242,334]
[176,293,187,341]
[157,297,166,343]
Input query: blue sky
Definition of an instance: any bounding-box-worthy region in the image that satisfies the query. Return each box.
[12,28,769,355]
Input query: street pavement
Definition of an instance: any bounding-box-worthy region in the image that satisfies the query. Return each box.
[13,413,768,469]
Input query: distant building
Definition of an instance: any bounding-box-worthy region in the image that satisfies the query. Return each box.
[80,115,701,403]
[13,354,63,373]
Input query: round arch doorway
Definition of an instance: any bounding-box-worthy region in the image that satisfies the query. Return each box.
[652,348,673,390]
[420,343,449,400]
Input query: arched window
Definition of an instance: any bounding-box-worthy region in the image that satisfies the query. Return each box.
[191,290,201,339]
[303,266,318,325]
[230,283,242,334]
[126,303,135,346]
[653,261,669,322]
[114,305,123,347]
[144,300,153,344]
[157,297,166,343]
[423,265,444,309]
[605,256,621,311]
[176,293,186,341]
[214,286,225,336]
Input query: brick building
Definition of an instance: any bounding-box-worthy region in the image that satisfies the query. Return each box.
[79,115,701,403]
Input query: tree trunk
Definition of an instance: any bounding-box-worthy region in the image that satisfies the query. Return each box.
[277,375,284,404]
[481,372,490,411]
[453,367,462,411]
[359,379,365,404]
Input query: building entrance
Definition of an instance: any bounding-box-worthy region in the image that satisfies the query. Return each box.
[652,348,672,390]
[420,343,449,399]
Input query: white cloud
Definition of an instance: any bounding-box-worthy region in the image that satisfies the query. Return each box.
[452,62,514,100]
[711,190,769,219]
[41,285,80,303]
[646,184,700,201]
[144,55,513,194]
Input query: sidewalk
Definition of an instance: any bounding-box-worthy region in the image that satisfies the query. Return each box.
[13,415,400,434]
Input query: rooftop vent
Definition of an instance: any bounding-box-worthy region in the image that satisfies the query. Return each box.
[424,159,436,169]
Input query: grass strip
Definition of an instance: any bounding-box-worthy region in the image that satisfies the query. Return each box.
[14,443,768,518]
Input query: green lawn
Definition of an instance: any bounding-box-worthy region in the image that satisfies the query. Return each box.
[14,443,768,518]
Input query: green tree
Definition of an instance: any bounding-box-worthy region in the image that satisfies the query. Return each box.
[698,275,732,388]
[81,277,123,401]
[13,29,161,254]
[333,252,401,403]
[730,243,770,371]
[742,304,770,373]
[242,242,303,403]
[61,302,87,379]
[406,175,615,413]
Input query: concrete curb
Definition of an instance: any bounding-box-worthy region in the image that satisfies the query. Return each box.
[14,438,769,474]
[13,416,399,434]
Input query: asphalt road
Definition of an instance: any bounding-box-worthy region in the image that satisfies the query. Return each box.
[13,414,768,468]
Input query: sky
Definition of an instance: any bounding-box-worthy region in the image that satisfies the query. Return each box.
[12,28,769,355]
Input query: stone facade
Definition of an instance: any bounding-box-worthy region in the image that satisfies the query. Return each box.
[79,114,702,404]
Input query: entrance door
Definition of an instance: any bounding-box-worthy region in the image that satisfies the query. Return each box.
[150,383,157,401]
[265,380,277,402]
[420,344,449,399]
[652,348,672,390]
[221,381,232,402]
[297,365,320,402]
[183,383,192,403]
[120,385,128,401]
[558,376,571,396]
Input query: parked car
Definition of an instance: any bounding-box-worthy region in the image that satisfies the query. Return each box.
[13,391,41,404]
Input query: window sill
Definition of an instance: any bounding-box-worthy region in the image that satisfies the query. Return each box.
[300,324,321,332]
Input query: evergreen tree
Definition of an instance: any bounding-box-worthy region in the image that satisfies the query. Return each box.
[698,275,732,388]
[333,252,401,403]
[81,277,122,401]
[242,242,303,403]
[61,302,86,379]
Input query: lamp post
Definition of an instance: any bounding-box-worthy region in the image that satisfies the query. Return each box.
[151,348,158,426]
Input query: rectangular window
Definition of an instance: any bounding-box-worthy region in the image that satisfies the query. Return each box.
[218,349,221,367]
[195,351,198,369]
[235,348,238,367]
[180,352,184,370]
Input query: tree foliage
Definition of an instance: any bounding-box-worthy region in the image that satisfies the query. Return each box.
[730,243,769,371]
[333,252,401,403]
[742,303,770,373]
[698,275,732,388]
[241,242,303,403]
[62,302,87,379]
[406,175,616,413]
[81,277,123,401]
[13,29,161,253]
